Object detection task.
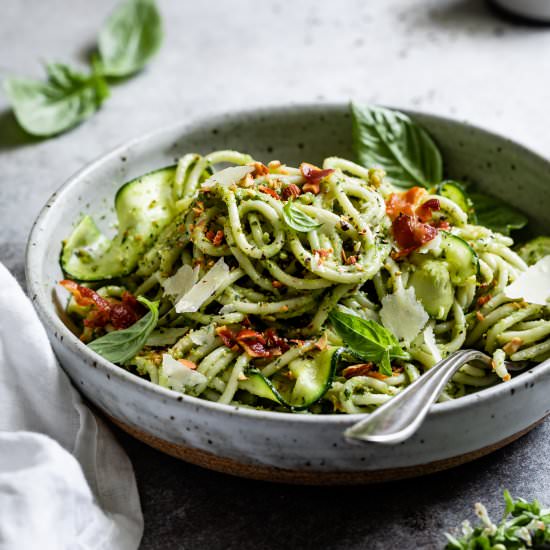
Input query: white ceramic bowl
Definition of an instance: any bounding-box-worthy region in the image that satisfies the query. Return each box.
[26,104,550,484]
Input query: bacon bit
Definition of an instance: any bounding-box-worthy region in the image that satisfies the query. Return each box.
[300,162,334,194]
[477,294,492,307]
[258,185,280,200]
[386,187,442,257]
[437,220,451,231]
[279,305,289,312]
[282,184,302,200]
[385,187,427,221]
[392,365,404,374]
[60,281,143,331]
[205,229,224,246]
[391,213,438,255]
[242,316,252,328]
[416,198,441,223]
[215,325,236,347]
[476,311,485,321]
[272,280,283,288]
[251,162,270,177]
[217,326,289,358]
[342,363,375,379]
[235,329,269,358]
[268,160,281,169]
[503,337,523,355]
[313,248,333,261]
[109,292,142,330]
[345,255,357,265]
[178,359,197,370]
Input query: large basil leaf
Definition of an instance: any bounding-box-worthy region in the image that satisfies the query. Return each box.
[98,0,163,77]
[351,103,443,188]
[3,62,109,137]
[329,310,409,376]
[89,297,159,364]
[282,200,323,232]
[469,192,528,236]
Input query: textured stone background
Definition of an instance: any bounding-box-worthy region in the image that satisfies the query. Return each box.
[2,1,550,548]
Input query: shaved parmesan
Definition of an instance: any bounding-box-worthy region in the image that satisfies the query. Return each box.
[174,258,230,313]
[504,255,550,305]
[162,264,199,302]
[380,286,429,343]
[423,324,442,363]
[201,165,254,190]
[160,354,207,393]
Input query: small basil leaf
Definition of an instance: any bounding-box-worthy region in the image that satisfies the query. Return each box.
[98,0,163,77]
[351,102,443,188]
[88,296,158,364]
[282,200,323,232]
[329,310,408,376]
[3,62,109,137]
[469,192,528,236]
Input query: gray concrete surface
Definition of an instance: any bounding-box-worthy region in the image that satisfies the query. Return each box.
[2,0,550,548]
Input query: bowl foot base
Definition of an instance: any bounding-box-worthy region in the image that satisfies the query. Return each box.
[107,414,546,485]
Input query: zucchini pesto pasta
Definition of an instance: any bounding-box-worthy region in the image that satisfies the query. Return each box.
[59,106,550,414]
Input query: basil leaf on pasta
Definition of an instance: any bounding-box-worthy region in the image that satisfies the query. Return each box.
[351,103,443,188]
[469,192,528,236]
[89,297,159,364]
[3,62,109,137]
[329,310,409,376]
[282,200,323,232]
[98,0,163,77]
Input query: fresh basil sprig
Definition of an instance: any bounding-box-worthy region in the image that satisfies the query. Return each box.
[329,310,409,376]
[4,62,109,137]
[445,490,550,549]
[99,0,163,77]
[88,296,158,364]
[282,200,323,232]
[469,191,528,236]
[3,0,163,137]
[351,102,443,188]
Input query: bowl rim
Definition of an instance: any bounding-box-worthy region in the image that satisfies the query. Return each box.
[25,101,549,425]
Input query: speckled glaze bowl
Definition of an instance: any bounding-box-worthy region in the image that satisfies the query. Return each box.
[26,105,550,484]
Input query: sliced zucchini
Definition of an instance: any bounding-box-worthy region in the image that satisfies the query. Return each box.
[440,231,479,284]
[436,180,474,219]
[408,260,453,320]
[238,346,341,410]
[517,237,550,266]
[61,166,177,281]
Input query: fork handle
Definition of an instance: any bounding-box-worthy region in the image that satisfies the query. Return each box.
[344,349,489,444]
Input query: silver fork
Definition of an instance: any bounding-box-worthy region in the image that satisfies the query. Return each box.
[344,349,528,445]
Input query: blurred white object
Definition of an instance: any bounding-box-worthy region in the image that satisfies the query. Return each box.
[493,0,550,21]
[0,263,143,550]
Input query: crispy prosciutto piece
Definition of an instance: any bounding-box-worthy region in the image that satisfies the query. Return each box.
[216,325,290,358]
[300,163,334,194]
[258,185,280,200]
[385,186,442,257]
[60,280,143,330]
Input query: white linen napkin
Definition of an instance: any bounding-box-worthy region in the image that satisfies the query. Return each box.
[0,263,143,550]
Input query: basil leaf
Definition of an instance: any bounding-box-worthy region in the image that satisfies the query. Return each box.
[282,200,323,232]
[3,62,109,137]
[469,192,528,236]
[98,0,163,77]
[329,310,408,376]
[351,103,443,188]
[88,296,158,364]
